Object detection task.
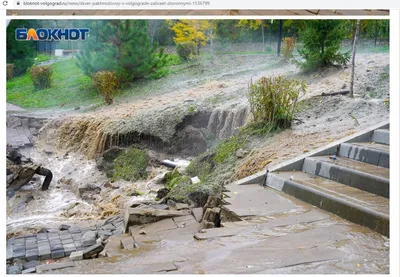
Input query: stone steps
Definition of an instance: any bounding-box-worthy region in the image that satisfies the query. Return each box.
[265,125,390,237]
[302,155,389,198]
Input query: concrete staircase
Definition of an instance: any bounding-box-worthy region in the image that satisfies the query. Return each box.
[266,125,390,237]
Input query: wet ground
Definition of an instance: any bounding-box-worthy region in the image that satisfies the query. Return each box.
[49,184,389,274]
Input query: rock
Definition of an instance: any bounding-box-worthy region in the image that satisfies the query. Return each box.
[59,224,70,231]
[98,230,113,241]
[341,83,347,89]
[21,267,36,274]
[23,260,40,270]
[74,107,80,110]
[167,199,177,209]
[124,208,190,232]
[187,190,209,208]
[69,251,83,261]
[36,262,75,273]
[120,237,135,250]
[202,207,221,226]
[102,224,116,231]
[81,231,98,247]
[191,176,201,184]
[83,243,104,259]
[204,196,219,209]
[156,188,170,199]
[366,86,375,92]
[235,148,248,158]
[96,237,103,245]
[175,203,189,210]
[103,146,123,162]
[191,207,204,222]
[8,264,23,274]
[77,184,101,197]
[139,229,146,235]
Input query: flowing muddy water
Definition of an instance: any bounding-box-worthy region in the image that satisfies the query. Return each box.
[6,146,181,237]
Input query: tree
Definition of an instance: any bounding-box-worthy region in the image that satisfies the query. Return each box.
[77,20,166,83]
[296,20,351,72]
[349,20,361,98]
[170,20,210,55]
[237,19,267,49]
[277,20,283,57]
[6,20,39,76]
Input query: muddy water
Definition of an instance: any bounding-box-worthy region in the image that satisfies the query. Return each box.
[6,146,174,237]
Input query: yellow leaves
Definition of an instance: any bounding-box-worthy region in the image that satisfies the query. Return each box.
[91,71,119,105]
[170,20,210,46]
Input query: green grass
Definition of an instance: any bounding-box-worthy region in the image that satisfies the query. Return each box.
[7,58,102,109]
[34,53,53,64]
[111,148,149,182]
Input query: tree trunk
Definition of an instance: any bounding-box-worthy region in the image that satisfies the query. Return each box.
[261,23,265,51]
[374,20,378,47]
[210,20,214,65]
[349,20,361,98]
[277,20,283,57]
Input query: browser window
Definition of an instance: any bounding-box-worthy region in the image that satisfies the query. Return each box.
[2,1,399,275]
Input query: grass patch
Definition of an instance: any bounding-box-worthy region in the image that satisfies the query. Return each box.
[7,58,102,109]
[34,53,53,64]
[214,136,245,164]
[111,147,149,182]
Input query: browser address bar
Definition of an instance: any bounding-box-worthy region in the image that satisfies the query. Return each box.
[9,0,212,9]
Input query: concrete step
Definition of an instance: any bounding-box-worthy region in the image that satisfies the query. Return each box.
[371,129,389,145]
[266,171,389,237]
[303,156,389,198]
[339,142,389,168]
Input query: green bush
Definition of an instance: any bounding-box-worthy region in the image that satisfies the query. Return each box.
[247,76,307,129]
[91,71,119,105]
[296,20,351,72]
[111,148,149,182]
[29,65,52,90]
[176,41,197,61]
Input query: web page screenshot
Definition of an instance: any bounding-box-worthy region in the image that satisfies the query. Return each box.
[1,1,399,275]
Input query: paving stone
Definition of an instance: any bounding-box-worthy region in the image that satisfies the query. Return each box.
[22,267,36,274]
[13,245,26,252]
[83,243,104,259]
[60,233,72,240]
[51,249,65,259]
[38,248,51,261]
[36,261,75,273]
[64,243,77,256]
[191,207,204,222]
[49,240,62,246]
[38,241,50,248]
[58,230,70,235]
[12,251,25,259]
[69,250,83,261]
[50,244,64,251]
[7,245,14,260]
[25,244,38,251]
[62,239,74,245]
[14,238,26,244]
[37,233,48,241]
[26,249,39,261]
[23,260,40,270]
[7,238,15,246]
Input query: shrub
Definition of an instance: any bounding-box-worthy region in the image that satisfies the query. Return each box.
[111,147,149,182]
[247,76,307,129]
[29,65,52,90]
[281,37,297,61]
[296,20,350,72]
[176,41,197,61]
[91,71,119,105]
[6,64,14,80]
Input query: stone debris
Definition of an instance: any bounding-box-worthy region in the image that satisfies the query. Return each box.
[124,208,190,232]
[81,231,97,247]
[70,250,83,261]
[7,264,23,274]
[36,261,75,273]
[191,207,204,222]
[120,237,135,250]
[59,224,71,231]
[21,267,36,274]
[22,260,40,270]
[83,243,104,259]
[139,229,146,235]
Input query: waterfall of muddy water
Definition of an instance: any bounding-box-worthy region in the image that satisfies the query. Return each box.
[6,144,173,237]
[207,104,250,140]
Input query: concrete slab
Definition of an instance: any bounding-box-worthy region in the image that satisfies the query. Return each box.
[191,207,204,222]
[36,261,75,273]
[224,184,297,218]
